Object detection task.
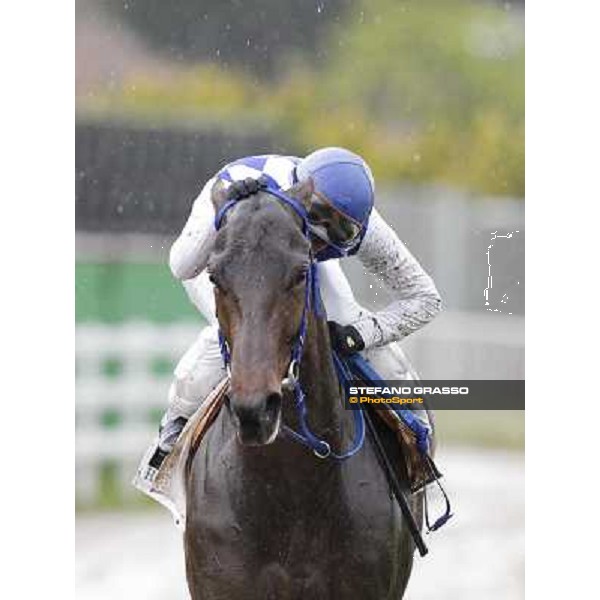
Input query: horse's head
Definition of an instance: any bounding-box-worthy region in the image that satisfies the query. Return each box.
[208,179,314,446]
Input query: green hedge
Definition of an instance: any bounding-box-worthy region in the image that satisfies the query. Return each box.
[76,262,200,323]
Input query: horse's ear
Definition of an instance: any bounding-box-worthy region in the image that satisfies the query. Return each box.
[286,177,315,209]
[210,179,230,214]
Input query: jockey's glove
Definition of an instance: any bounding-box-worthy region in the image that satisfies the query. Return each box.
[328,321,366,356]
[227,176,268,201]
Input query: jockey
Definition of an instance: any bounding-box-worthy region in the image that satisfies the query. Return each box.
[137,147,443,485]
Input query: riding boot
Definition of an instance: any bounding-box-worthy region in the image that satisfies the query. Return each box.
[135,380,200,488]
[148,414,189,469]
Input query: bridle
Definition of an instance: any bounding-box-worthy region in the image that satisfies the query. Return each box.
[213,184,365,460]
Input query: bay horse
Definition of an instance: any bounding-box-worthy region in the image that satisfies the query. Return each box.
[184,179,422,599]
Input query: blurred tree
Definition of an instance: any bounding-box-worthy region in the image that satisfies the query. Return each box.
[323,0,523,127]
[84,0,525,196]
[105,0,354,77]
[302,0,525,194]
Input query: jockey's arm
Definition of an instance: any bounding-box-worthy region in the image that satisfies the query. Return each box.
[351,208,443,349]
[169,177,217,280]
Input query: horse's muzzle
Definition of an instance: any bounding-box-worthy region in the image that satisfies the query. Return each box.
[230,392,282,446]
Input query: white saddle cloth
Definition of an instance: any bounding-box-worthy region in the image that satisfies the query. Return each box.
[132,377,229,530]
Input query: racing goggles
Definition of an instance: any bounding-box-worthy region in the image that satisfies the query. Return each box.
[306,191,363,251]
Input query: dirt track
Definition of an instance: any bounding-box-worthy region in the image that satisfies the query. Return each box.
[76,447,524,599]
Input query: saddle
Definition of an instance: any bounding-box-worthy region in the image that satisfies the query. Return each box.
[149,378,229,528]
[374,406,441,493]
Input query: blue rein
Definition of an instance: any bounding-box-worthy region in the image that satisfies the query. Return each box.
[278,262,366,460]
[214,184,366,462]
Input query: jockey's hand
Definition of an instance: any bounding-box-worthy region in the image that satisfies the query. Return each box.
[327,321,365,356]
[227,177,268,201]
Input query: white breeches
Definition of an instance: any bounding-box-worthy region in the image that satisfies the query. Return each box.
[167,261,418,420]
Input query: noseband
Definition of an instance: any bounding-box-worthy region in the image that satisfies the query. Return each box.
[213,184,365,460]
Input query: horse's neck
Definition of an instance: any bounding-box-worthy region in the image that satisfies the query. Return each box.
[289,313,352,440]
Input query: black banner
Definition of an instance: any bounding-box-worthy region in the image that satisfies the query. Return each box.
[344,380,525,410]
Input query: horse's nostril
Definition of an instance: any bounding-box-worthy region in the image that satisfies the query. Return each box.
[233,403,260,426]
[265,393,282,421]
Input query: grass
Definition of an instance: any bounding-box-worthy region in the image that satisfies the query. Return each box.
[434,410,524,451]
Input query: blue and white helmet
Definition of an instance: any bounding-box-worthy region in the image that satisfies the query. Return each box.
[295,147,375,259]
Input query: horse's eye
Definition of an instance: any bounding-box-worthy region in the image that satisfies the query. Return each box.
[209,273,224,292]
[289,269,307,290]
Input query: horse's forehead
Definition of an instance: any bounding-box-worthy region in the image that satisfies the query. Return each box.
[234,195,296,230]
[213,195,308,276]
[226,196,305,250]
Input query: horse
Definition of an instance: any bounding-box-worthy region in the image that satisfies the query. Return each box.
[184,179,423,599]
